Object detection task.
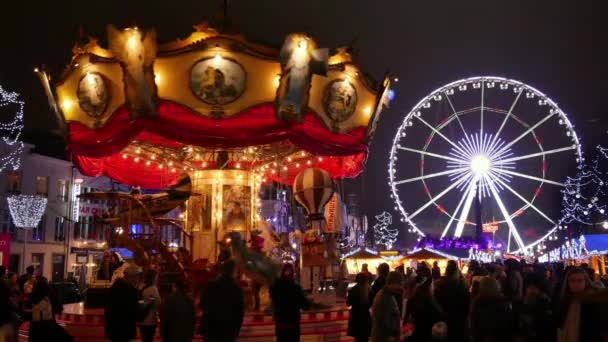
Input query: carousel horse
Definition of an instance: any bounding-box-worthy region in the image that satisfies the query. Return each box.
[223,231,280,285]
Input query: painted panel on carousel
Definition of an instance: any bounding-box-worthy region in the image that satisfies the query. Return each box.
[323,79,357,122]
[190,56,246,105]
[77,72,110,119]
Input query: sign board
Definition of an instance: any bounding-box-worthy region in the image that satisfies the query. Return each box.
[324,194,337,233]
[379,250,400,257]
[71,183,82,222]
[301,241,326,267]
[0,234,10,269]
[483,223,498,233]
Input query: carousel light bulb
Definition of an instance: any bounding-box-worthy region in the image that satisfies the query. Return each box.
[136,148,141,154]
[296,163,300,168]
[168,161,173,166]
[145,161,151,166]
[318,157,323,162]
[282,166,288,171]
[236,163,241,169]
[202,162,207,167]
[195,154,201,160]
[213,53,223,67]
[300,151,306,157]
[134,157,140,162]
[151,155,156,160]
[61,98,73,111]
[171,168,176,173]
[307,160,312,165]
[602,221,608,230]
[287,157,292,162]
[122,154,128,159]
[158,164,163,169]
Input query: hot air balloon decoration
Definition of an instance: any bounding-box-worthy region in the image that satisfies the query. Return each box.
[292,168,335,234]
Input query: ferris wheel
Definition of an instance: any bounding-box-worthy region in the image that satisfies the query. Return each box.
[388,76,582,255]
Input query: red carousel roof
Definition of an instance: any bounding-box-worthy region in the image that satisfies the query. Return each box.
[41,24,389,188]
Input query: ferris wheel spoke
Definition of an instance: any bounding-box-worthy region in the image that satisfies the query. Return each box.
[485,175,527,254]
[495,111,556,156]
[454,175,479,237]
[415,116,470,157]
[490,173,556,225]
[441,177,475,239]
[491,90,523,146]
[480,81,485,136]
[409,175,468,220]
[397,146,465,163]
[494,168,564,187]
[444,92,469,138]
[394,167,468,185]
[494,145,576,165]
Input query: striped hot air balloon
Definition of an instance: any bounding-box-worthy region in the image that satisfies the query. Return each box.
[292,168,335,226]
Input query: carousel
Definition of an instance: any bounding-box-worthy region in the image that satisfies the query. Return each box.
[36,21,388,287]
[29,20,390,341]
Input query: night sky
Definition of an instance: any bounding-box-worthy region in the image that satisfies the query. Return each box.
[1,0,606,244]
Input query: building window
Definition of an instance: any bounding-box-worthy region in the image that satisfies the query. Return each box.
[0,209,16,237]
[31,215,45,242]
[7,171,21,193]
[54,217,65,241]
[31,253,44,276]
[57,180,69,202]
[36,176,48,197]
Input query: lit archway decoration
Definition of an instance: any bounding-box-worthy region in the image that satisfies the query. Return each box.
[388,77,582,255]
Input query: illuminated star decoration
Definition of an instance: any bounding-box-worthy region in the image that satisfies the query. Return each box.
[0,84,25,172]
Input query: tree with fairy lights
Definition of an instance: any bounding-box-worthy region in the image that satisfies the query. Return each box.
[373,211,398,250]
[560,145,607,233]
[0,83,25,173]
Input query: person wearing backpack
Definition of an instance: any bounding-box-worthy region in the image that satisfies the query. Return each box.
[137,270,161,342]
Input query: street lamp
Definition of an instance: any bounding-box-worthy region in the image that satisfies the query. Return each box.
[7,194,48,273]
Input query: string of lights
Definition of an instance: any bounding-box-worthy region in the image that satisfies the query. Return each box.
[0,84,25,172]
[561,145,607,225]
[373,211,398,250]
[7,194,48,229]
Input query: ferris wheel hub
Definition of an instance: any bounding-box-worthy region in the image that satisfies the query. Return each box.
[471,155,491,176]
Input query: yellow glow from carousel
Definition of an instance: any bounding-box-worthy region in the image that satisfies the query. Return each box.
[273,75,281,88]
[213,53,223,67]
[61,98,74,111]
[471,155,491,176]
[127,34,139,50]
[362,106,372,117]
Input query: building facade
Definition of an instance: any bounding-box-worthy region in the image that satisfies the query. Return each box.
[0,144,73,281]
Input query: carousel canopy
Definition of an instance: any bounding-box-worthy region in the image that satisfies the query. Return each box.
[39,24,389,188]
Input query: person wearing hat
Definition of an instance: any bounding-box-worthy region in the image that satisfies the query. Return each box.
[371,271,403,342]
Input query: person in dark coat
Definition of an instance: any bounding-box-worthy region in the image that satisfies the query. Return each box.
[160,277,196,342]
[105,276,139,342]
[270,263,310,342]
[513,272,554,342]
[369,263,389,304]
[431,261,441,281]
[470,276,513,342]
[404,274,443,342]
[555,267,606,342]
[434,260,469,342]
[347,273,372,342]
[372,271,403,342]
[199,259,245,342]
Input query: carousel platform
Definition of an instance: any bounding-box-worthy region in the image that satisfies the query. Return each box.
[18,302,356,341]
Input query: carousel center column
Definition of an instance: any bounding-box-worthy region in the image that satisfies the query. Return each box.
[187,169,260,261]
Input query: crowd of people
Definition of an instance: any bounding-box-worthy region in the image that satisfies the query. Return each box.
[2,257,607,342]
[0,265,70,342]
[347,260,608,342]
